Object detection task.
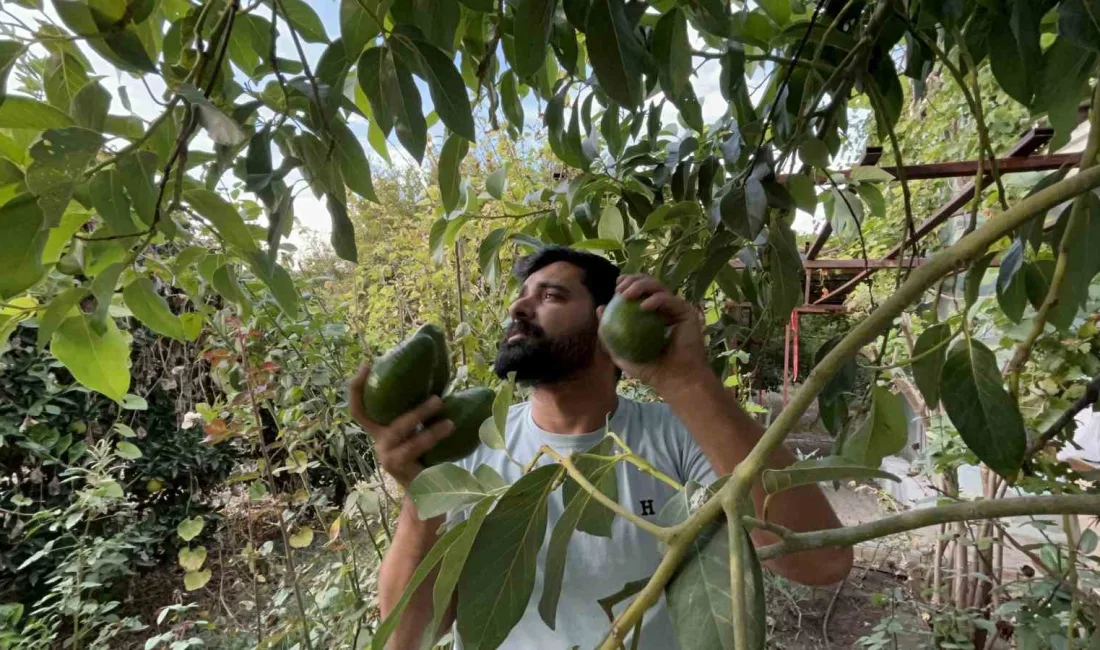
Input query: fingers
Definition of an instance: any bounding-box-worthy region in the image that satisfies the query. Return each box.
[618,274,669,302]
[348,363,376,431]
[389,419,455,467]
[640,291,692,318]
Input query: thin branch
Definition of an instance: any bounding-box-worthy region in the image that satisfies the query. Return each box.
[540,446,671,540]
[859,326,958,371]
[726,503,752,650]
[755,494,1100,561]
[1026,373,1100,458]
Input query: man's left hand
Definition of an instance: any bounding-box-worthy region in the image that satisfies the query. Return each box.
[600,274,710,394]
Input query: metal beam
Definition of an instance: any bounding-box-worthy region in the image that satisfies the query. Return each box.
[801,128,1058,261]
[812,128,1064,305]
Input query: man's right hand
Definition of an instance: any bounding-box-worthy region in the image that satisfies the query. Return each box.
[348,364,455,487]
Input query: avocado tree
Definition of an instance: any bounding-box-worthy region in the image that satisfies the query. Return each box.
[3,0,1100,647]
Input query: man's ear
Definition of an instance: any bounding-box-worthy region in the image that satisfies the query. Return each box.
[596,305,605,320]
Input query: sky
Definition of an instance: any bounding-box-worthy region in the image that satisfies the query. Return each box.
[8,1,820,248]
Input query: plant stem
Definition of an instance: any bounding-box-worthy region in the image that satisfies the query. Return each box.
[859,326,958,371]
[1026,372,1100,458]
[755,494,1100,560]
[540,446,671,540]
[597,163,1100,645]
[726,504,751,650]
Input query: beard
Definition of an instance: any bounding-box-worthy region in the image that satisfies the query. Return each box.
[493,316,599,385]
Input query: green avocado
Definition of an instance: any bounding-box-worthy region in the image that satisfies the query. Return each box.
[360,333,438,425]
[414,322,451,396]
[420,387,494,466]
[598,293,669,363]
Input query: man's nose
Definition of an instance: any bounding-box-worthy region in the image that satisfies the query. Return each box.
[508,294,535,321]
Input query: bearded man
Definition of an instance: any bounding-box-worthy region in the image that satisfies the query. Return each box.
[349,246,851,649]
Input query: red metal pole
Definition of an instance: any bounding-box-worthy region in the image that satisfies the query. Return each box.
[792,309,800,383]
[783,315,791,404]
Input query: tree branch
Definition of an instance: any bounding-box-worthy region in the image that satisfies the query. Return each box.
[1026,373,1100,458]
[754,494,1100,560]
[540,446,672,540]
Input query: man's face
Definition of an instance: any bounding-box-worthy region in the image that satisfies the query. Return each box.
[493,261,601,384]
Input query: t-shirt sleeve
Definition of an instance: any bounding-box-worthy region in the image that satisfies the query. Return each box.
[665,407,719,486]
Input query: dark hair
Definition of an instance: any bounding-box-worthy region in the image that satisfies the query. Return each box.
[512,246,621,306]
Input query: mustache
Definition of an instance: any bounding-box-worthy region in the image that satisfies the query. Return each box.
[504,319,545,340]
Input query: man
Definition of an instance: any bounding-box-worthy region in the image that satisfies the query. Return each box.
[349,247,852,649]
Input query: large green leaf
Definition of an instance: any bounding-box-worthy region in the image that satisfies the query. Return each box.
[1031,37,1097,148]
[652,8,692,104]
[89,169,138,235]
[585,0,645,108]
[765,218,802,320]
[995,238,1027,323]
[911,322,951,408]
[272,0,329,43]
[720,178,766,240]
[940,339,1026,478]
[326,194,358,263]
[1053,193,1100,329]
[186,190,258,252]
[44,52,87,113]
[123,278,189,341]
[513,0,557,78]
[540,439,618,629]
[408,463,489,520]
[410,39,475,142]
[342,0,382,59]
[25,127,103,227]
[381,49,427,162]
[456,464,562,650]
[500,69,525,131]
[211,264,252,321]
[660,483,766,650]
[51,314,131,402]
[439,132,468,214]
[177,84,246,146]
[0,41,24,96]
[837,386,907,468]
[762,456,900,495]
[1059,0,1100,52]
[246,253,299,319]
[816,334,855,437]
[330,120,378,203]
[357,47,394,135]
[70,80,110,133]
[0,194,48,299]
[36,286,88,350]
[117,151,158,227]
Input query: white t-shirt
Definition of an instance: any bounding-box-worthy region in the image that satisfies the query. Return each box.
[450,396,717,650]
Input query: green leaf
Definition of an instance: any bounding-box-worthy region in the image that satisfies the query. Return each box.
[25,127,103,227]
[408,464,488,520]
[661,484,766,650]
[247,254,299,319]
[439,132,468,213]
[115,441,142,460]
[798,137,829,168]
[762,456,899,495]
[326,194,358,263]
[289,526,314,548]
[185,189,258,252]
[474,464,507,491]
[514,0,558,77]
[371,521,467,650]
[539,446,617,628]
[486,166,507,200]
[342,0,381,58]
[382,49,427,162]
[0,96,74,130]
[70,79,110,132]
[177,84,246,146]
[816,334,855,437]
[178,546,207,572]
[856,183,885,218]
[500,69,524,131]
[963,251,995,308]
[838,386,907,468]
[585,0,645,107]
[911,323,952,408]
[598,205,624,242]
[652,8,692,104]
[117,152,158,226]
[357,47,394,134]
[456,464,562,650]
[571,237,623,251]
[1053,193,1100,328]
[0,194,48,299]
[1031,38,1097,149]
[212,264,252,320]
[561,437,617,537]
[273,0,329,43]
[785,173,816,213]
[89,263,124,330]
[478,227,508,286]
[420,499,496,650]
[720,178,767,240]
[120,393,147,411]
[757,0,790,26]
[408,38,476,142]
[177,516,205,542]
[478,416,506,450]
[0,40,24,95]
[940,339,1026,478]
[330,120,378,203]
[89,169,138,235]
[827,188,862,240]
[765,218,802,320]
[996,238,1027,323]
[51,315,131,402]
[1059,0,1100,52]
[183,569,211,591]
[123,277,191,341]
[37,287,88,350]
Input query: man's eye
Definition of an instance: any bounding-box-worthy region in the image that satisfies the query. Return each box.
[544,292,561,301]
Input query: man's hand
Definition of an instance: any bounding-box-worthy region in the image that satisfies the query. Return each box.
[347,364,454,487]
[601,274,710,394]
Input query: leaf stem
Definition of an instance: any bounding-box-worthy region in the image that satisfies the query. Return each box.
[540,446,671,540]
[858,326,958,371]
[726,504,751,650]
